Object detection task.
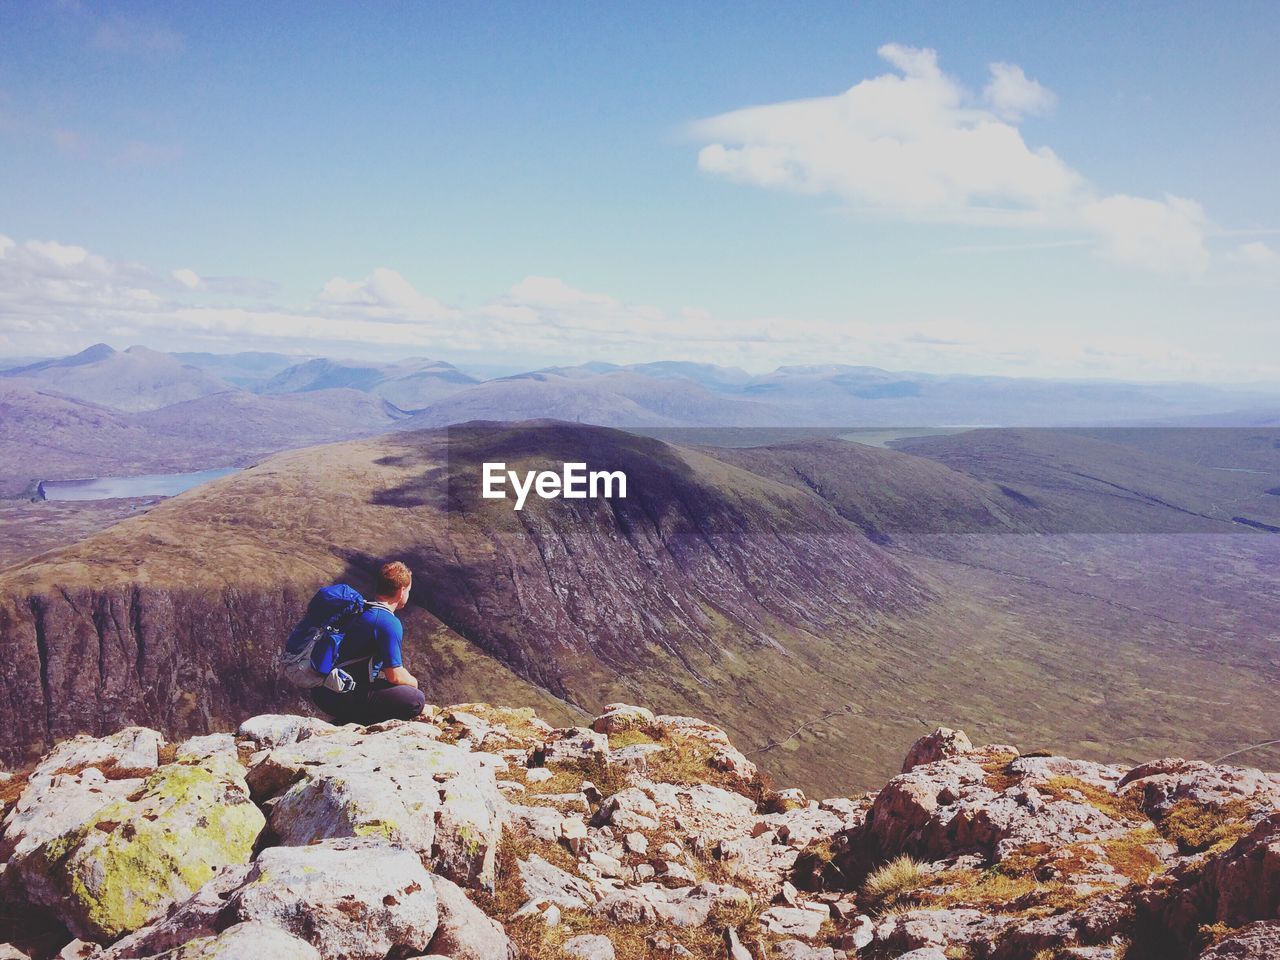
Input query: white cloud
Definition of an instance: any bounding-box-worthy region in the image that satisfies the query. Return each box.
[507,275,616,308]
[172,268,202,289]
[983,62,1056,120]
[25,239,111,273]
[318,267,456,321]
[691,44,1216,276]
[0,231,1274,382]
[692,44,1078,221]
[1228,240,1280,270]
[1080,194,1210,276]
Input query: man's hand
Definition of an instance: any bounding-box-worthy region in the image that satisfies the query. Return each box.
[383,665,419,689]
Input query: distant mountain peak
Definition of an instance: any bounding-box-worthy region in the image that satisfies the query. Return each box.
[76,342,118,362]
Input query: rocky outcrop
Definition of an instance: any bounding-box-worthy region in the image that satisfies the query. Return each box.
[901,726,973,773]
[1198,921,1280,960]
[1,729,263,941]
[0,708,1276,960]
[244,718,504,889]
[111,838,439,960]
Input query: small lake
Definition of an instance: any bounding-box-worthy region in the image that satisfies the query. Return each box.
[39,468,240,501]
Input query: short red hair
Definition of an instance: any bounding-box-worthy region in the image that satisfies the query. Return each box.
[375,561,412,597]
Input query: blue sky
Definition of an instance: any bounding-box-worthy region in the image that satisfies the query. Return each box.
[1,1,1277,381]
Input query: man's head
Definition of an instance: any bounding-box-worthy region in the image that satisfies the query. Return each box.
[374,560,412,611]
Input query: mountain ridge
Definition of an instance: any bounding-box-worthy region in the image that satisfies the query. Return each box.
[2,422,1276,793]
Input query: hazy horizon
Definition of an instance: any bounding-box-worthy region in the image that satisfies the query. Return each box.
[6,338,1280,391]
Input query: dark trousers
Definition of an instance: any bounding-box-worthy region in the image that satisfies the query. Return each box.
[311,679,426,726]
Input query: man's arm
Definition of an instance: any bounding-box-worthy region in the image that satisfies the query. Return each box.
[378,614,418,687]
[383,664,418,688]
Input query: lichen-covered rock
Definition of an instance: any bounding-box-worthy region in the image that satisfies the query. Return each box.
[993,898,1134,960]
[247,721,503,889]
[428,873,517,960]
[592,882,749,927]
[1,766,142,867]
[539,727,609,765]
[759,905,828,939]
[173,734,236,763]
[43,728,163,780]
[562,933,616,960]
[109,866,250,957]
[902,728,974,773]
[440,704,551,751]
[55,941,101,959]
[596,787,661,831]
[7,709,1278,960]
[610,742,667,774]
[147,922,320,960]
[591,704,655,735]
[10,753,263,941]
[867,746,1138,863]
[773,940,841,960]
[233,839,438,960]
[117,838,437,960]
[1,727,165,866]
[874,908,1013,953]
[518,854,595,910]
[505,803,564,843]
[715,803,857,897]
[235,714,332,751]
[1118,759,1280,817]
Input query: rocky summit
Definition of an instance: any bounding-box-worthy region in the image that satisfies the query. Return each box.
[0,706,1277,960]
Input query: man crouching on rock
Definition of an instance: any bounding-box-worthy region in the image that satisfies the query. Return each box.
[311,560,427,725]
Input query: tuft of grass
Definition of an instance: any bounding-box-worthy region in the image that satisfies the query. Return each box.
[643,738,737,791]
[993,842,1053,879]
[517,754,631,802]
[0,761,36,815]
[445,703,553,750]
[1033,947,1129,960]
[472,825,580,923]
[475,829,764,960]
[863,855,931,906]
[1036,776,1146,823]
[1158,799,1255,854]
[929,870,1039,910]
[980,751,1021,792]
[924,862,1089,917]
[607,725,665,750]
[1098,830,1167,884]
[1197,922,1234,948]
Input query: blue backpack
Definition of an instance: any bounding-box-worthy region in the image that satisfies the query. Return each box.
[280,584,367,691]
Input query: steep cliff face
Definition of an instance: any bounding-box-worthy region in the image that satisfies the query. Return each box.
[0,424,920,773]
[0,584,305,759]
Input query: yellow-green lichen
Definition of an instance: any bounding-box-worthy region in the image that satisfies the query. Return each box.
[35,758,265,940]
[353,818,401,840]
